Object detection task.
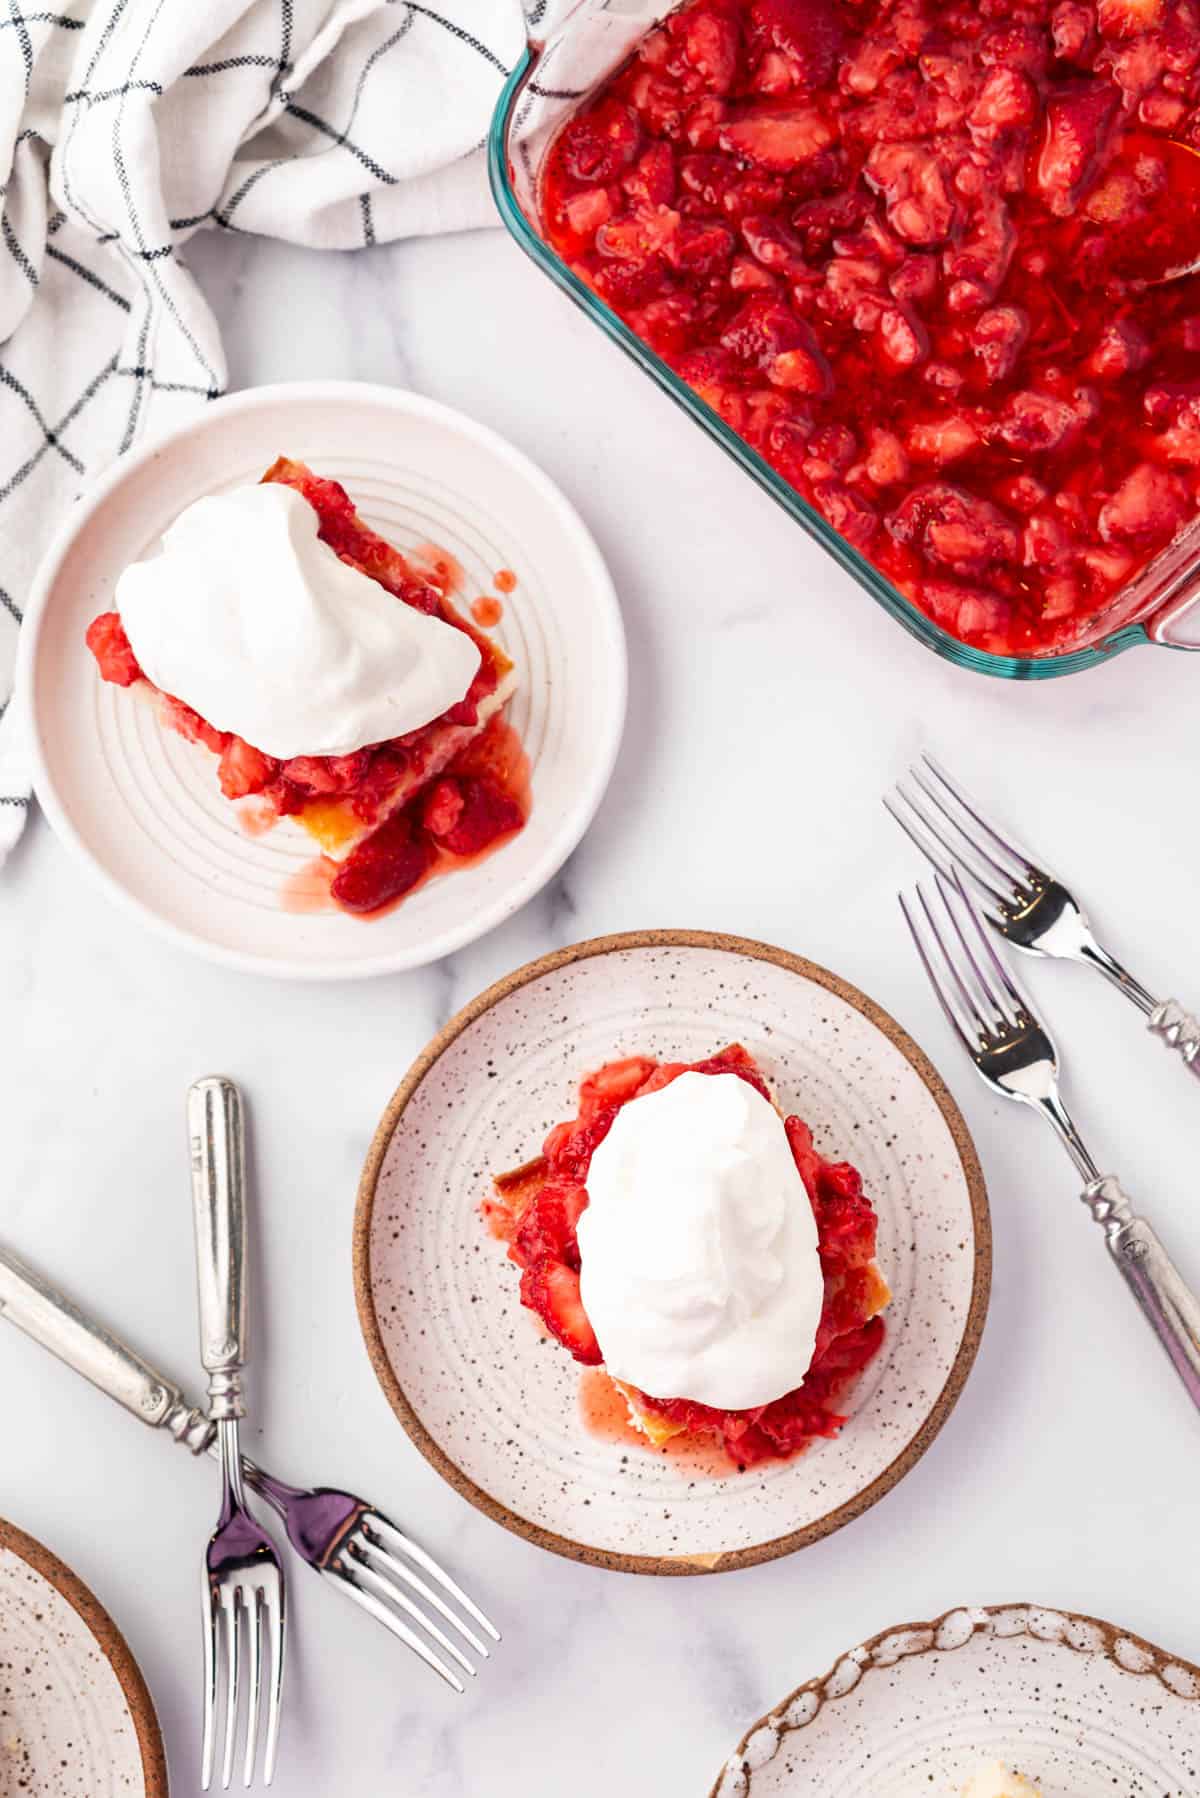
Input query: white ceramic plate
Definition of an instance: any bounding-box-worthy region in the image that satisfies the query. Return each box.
[354,930,990,1574]
[0,1518,167,1798]
[20,380,626,979]
[712,1602,1200,1796]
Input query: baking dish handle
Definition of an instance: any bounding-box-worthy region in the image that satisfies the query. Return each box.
[1148,588,1200,649]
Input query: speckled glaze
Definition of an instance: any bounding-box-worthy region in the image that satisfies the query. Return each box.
[0,1519,167,1798]
[712,1602,1200,1796]
[354,930,990,1574]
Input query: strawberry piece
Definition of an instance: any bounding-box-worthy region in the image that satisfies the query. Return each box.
[811,1314,886,1387]
[720,295,826,384]
[1147,386,1200,464]
[521,1260,602,1365]
[598,202,681,264]
[160,696,226,754]
[749,0,841,92]
[623,142,677,207]
[688,1043,773,1097]
[967,67,1038,141]
[329,812,435,914]
[627,1060,691,1098]
[813,481,879,549]
[578,1057,660,1110]
[1085,318,1151,380]
[887,482,1020,578]
[512,1180,589,1272]
[756,1385,845,1450]
[262,460,443,614]
[877,306,928,371]
[218,737,278,800]
[86,611,142,686]
[1052,1,1097,62]
[337,747,409,825]
[719,101,835,169]
[740,213,809,274]
[436,776,523,857]
[907,415,980,467]
[970,306,1029,383]
[667,218,735,277]
[1023,512,1075,574]
[626,68,687,139]
[632,293,703,354]
[559,99,640,184]
[1097,0,1164,37]
[278,751,372,799]
[562,188,613,239]
[543,1107,620,1182]
[1098,462,1189,546]
[421,778,466,840]
[864,426,910,488]
[784,1114,822,1203]
[989,386,1098,455]
[675,5,741,94]
[1035,81,1120,216]
[865,143,957,246]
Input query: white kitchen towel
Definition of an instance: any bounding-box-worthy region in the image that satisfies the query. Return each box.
[0,0,534,864]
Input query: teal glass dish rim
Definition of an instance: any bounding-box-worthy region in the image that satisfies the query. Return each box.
[487,45,1196,683]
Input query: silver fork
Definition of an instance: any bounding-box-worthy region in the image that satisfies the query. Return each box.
[886,754,1200,1079]
[0,1242,498,1693]
[189,1077,285,1789]
[901,869,1200,1414]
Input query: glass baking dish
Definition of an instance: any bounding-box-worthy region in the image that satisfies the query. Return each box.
[488,0,1200,680]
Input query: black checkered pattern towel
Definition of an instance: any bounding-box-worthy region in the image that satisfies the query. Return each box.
[0,0,534,863]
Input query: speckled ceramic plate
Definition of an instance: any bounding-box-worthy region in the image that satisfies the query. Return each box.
[0,1518,167,1797]
[712,1602,1200,1795]
[20,380,625,979]
[354,929,990,1574]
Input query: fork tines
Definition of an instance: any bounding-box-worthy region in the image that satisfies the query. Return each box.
[899,867,1034,1052]
[885,753,1045,923]
[331,1511,500,1695]
[202,1556,285,1790]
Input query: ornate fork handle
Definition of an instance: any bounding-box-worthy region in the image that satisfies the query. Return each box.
[1148,999,1200,1077]
[0,1244,214,1452]
[1083,1176,1200,1410]
[1080,947,1200,1081]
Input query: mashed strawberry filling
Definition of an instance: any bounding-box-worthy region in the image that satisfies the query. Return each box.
[86,459,527,916]
[542,0,1200,659]
[495,1044,887,1468]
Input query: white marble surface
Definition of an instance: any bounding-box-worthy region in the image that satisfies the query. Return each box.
[3,220,1200,1797]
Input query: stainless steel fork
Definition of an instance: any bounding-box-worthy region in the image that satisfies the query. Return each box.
[189,1077,285,1789]
[886,754,1200,1079]
[900,869,1200,1415]
[0,1242,498,1692]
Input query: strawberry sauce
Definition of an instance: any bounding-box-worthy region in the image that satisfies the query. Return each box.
[542,0,1200,658]
[471,594,505,627]
[280,857,337,914]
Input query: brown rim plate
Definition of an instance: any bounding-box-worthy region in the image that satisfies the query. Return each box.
[0,1516,168,1797]
[353,929,990,1574]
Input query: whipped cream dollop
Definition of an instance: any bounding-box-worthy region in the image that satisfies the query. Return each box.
[576,1072,823,1410]
[116,483,481,759]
